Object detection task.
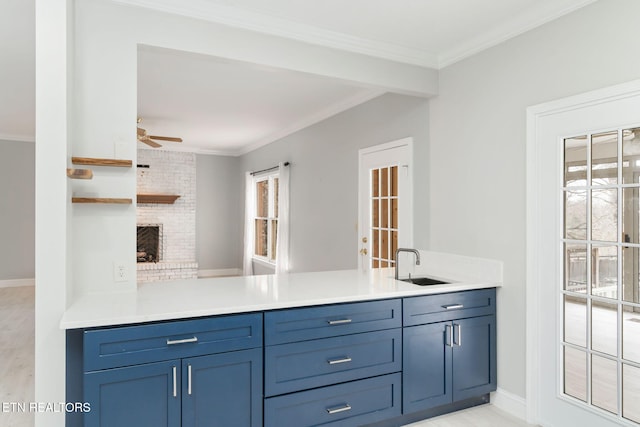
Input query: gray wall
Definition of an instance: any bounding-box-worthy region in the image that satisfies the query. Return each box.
[196,154,242,270]
[429,0,640,399]
[0,140,35,280]
[240,93,430,273]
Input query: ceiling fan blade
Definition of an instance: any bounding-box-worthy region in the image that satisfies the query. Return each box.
[139,137,162,148]
[149,135,183,143]
[137,127,147,137]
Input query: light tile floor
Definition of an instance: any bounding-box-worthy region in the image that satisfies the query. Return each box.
[0,286,535,427]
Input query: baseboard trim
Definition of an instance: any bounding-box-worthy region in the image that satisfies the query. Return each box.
[0,278,35,288]
[491,387,527,421]
[198,268,242,278]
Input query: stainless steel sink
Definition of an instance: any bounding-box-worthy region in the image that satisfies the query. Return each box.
[400,277,449,286]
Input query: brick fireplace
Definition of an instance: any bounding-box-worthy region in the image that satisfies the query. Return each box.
[137,149,198,282]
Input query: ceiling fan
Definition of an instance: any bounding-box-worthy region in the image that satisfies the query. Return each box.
[136,118,183,148]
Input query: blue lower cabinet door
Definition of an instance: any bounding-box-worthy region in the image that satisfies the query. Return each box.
[84,360,181,427]
[181,348,263,427]
[452,315,497,402]
[402,321,452,414]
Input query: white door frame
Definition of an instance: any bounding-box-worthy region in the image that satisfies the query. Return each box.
[358,137,414,270]
[526,79,640,425]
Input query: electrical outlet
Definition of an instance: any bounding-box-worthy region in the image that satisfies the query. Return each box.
[113,262,128,283]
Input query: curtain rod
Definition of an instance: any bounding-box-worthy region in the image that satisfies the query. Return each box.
[250,161,290,176]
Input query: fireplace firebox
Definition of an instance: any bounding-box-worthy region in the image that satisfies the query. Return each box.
[137,225,161,263]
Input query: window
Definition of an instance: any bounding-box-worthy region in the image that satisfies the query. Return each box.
[254,173,279,263]
[562,127,640,423]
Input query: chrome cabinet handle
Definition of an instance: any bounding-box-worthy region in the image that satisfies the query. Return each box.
[326,404,352,415]
[328,319,352,325]
[445,324,453,347]
[166,336,198,345]
[328,357,352,365]
[453,323,462,346]
[188,364,192,395]
[172,366,177,397]
[442,304,464,310]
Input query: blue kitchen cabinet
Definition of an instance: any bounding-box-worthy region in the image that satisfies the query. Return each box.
[403,289,497,414]
[76,313,263,427]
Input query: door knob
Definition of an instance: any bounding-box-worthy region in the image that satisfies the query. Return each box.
[362,237,368,243]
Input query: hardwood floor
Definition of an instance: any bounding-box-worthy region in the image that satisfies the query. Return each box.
[0,286,34,427]
[0,286,534,427]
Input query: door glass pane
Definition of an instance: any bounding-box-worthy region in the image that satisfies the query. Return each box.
[372,199,379,228]
[380,167,389,197]
[371,169,379,197]
[391,199,398,229]
[591,189,617,242]
[564,346,587,401]
[622,246,640,304]
[380,230,388,261]
[390,166,398,196]
[565,135,588,186]
[591,245,617,299]
[622,188,639,244]
[381,199,389,228]
[623,305,640,363]
[592,131,618,185]
[391,231,398,264]
[565,244,587,293]
[592,301,618,356]
[622,128,640,184]
[564,295,587,347]
[623,364,640,423]
[591,355,618,414]
[565,190,587,240]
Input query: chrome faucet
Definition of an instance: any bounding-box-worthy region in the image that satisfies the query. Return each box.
[395,248,421,280]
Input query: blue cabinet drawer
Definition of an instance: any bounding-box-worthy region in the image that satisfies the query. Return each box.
[83,313,262,371]
[403,288,496,326]
[265,299,401,345]
[265,329,401,396]
[264,373,401,427]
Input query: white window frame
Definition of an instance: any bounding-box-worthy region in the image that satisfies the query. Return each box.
[253,171,279,265]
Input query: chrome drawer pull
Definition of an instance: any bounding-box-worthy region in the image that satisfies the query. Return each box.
[454,323,462,346]
[328,357,352,365]
[172,366,177,397]
[445,324,453,347]
[328,319,352,325]
[442,304,464,310]
[327,404,352,415]
[166,336,198,345]
[188,364,192,395]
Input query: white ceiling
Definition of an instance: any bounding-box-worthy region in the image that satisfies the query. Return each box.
[2,0,597,151]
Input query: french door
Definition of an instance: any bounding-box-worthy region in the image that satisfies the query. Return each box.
[528,80,640,426]
[358,138,413,270]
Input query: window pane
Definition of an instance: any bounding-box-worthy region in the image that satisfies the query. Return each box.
[591,245,617,299]
[622,188,639,244]
[273,178,279,218]
[565,136,588,186]
[592,302,618,356]
[256,180,268,218]
[623,364,640,423]
[565,190,587,240]
[592,131,618,185]
[622,246,640,304]
[564,346,587,401]
[591,355,618,414]
[591,189,617,242]
[564,295,587,347]
[270,220,277,261]
[565,244,587,293]
[391,166,398,197]
[381,167,389,197]
[622,128,640,184]
[254,219,267,257]
[623,305,640,363]
[371,169,379,197]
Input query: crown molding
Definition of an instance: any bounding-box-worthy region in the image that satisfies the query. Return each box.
[109,0,438,68]
[0,133,35,143]
[438,0,598,68]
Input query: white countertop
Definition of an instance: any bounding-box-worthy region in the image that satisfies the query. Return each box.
[60,266,501,329]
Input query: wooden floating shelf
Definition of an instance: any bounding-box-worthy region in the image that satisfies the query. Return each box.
[137,194,181,204]
[71,157,132,167]
[67,168,93,180]
[72,197,132,204]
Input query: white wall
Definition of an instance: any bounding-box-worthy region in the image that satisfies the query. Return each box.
[429,0,640,400]
[196,153,242,271]
[240,93,430,273]
[0,140,35,281]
